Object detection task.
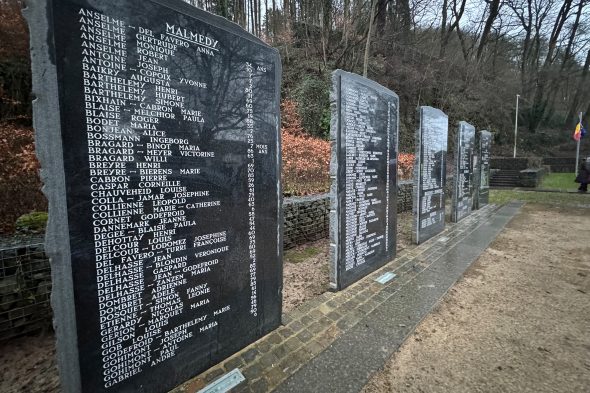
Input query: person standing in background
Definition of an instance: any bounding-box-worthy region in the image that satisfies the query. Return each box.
[575,157,590,193]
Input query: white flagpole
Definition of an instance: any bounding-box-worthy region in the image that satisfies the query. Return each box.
[575,112,582,176]
[513,94,519,158]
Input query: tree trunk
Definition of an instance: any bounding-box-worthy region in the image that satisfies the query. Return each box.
[258,0,262,36]
[566,49,590,127]
[272,0,276,35]
[320,0,331,68]
[542,0,572,66]
[396,0,411,41]
[375,0,388,34]
[250,0,255,33]
[439,0,466,58]
[363,0,378,77]
[218,0,228,18]
[561,0,584,71]
[439,0,448,58]
[529,0,573,132]
[342,0,350,46]
[476,0,500,61]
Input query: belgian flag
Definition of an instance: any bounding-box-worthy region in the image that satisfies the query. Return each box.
[573,120,587,141]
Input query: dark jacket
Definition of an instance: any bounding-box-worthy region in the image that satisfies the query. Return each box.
[575,160,590,183]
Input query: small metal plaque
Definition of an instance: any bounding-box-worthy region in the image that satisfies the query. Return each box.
[197,369,245,393]
[375,272,397,284]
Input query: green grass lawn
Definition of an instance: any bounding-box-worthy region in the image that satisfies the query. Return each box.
[539,172,577,190]
[490,189,590,207]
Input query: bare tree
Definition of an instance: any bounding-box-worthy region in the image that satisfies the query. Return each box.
[528,0,574,131]
[363,0,378,76]
[476,0,502,61]
[439,0,467,58]
[566,49,590,126]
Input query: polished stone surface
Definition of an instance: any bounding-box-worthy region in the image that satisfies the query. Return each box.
[451,121,475,222]
[329,70,399,290]
[28,0,281,392]
[412,106,448,244]
[477,130,492,208]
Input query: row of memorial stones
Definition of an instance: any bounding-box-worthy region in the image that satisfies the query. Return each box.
[24,2,490,392]
[328,71,492,290]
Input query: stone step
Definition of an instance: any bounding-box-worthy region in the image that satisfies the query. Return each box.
[492,174,520,177]
[490,183,520,187]
[490,169,520,187]
[490,177,520,181]
[491,174,520,180]
[492,176,519,180]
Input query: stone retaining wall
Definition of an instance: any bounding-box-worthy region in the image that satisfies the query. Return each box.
[492,156,578,172]
[283,194,330,249]
[490,157,531,170]
[519,168,546,187]
[542,157,577,173]
[285,176,455,249]
[399,177,454,213]
[397,180,413,213]
[0,242,51,341]
[283,180,440,249]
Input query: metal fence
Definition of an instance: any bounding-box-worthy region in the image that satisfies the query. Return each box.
[0,241,52,340]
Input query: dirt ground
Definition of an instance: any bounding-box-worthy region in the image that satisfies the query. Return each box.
[0,332,60,392]
[282,211,414,312]
[282,237,331,313]
[362,204,590,393]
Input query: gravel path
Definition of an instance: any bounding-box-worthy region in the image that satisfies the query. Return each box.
[362,204,590,393]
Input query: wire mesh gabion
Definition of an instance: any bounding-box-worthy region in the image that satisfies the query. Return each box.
[0,241,52,340]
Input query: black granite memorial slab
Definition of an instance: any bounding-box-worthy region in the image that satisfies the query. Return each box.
[412,106,448,244]
[451,121,475,222]
[329,70,398,290]
[25,1,282,392]
[472,152,480,210]
[478,130,492,207]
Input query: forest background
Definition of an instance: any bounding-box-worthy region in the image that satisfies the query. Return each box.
[1,0,589,232]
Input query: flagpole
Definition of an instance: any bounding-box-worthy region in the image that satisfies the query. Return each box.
[575,112,582,176]
[513,94,519,158]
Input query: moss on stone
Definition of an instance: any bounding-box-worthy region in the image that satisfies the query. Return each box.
[15,211,48,233]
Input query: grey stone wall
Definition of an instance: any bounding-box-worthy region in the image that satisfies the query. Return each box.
[283,194,330,249]
[0,242,51,340]
[491,157,546,171]
[490,157,530,170]
[542,157,577,173]
[520,168,546,187]
[285,176,455,249]
[397,180,414,213]
[492,156,576,173]
[398,176,455,213]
